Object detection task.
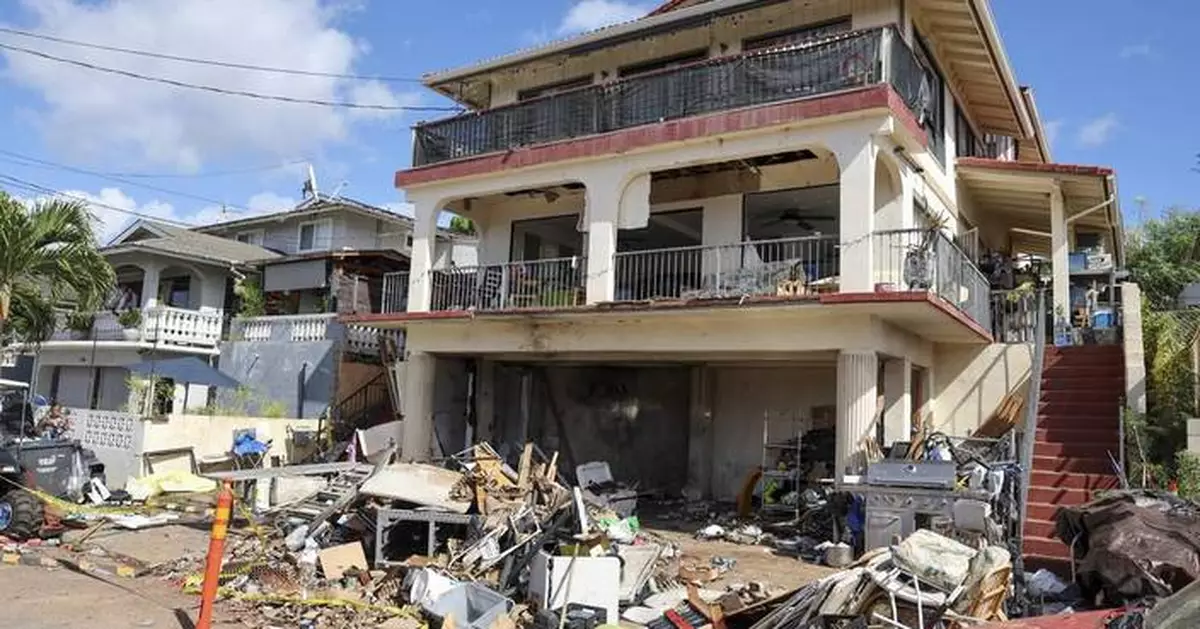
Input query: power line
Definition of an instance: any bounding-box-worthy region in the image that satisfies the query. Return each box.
[85,159,310,180]
[0,150,243,209]
[0,172,197,227]
[0,41,461,112]
[0,26,425,84]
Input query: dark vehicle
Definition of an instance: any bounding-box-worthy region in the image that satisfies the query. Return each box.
[0,380,105,539]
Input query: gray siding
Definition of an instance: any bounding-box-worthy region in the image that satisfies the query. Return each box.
[218,338,342,419]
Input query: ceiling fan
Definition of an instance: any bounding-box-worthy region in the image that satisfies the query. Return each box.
[764,209,836,231]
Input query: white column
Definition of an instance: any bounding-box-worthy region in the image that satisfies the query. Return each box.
[407,197,440,312]
[1050,182,1070,319]
[401,352,436,462]
[836,350,878,484]
[882,357,912,446]
[140,262,162,309]
[582,169,645,304]
[834,139,878,292]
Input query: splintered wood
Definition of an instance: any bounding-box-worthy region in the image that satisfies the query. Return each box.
[974,392,1025,438]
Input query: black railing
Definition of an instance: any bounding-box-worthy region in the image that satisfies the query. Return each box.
[413,26,927,166]
[334,372,392,433]
[991,289,1038,343]
[873,229,991,328]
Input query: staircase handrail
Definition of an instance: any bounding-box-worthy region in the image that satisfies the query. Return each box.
[334,372,390,425]
[1015,289,1048,583]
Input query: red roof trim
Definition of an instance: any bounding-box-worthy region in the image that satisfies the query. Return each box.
[648,0,693,16]
[957,157,1114,177]
[396,85,924,188]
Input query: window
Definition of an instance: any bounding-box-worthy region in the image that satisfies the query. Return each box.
[617,49,708,78]
[235,229,264,246]
[405,234,414,248]
[954,108,980,159]
[297,219,332,252]
[742,18,852,51]
[913,31,946,166]
[518,75,594,101]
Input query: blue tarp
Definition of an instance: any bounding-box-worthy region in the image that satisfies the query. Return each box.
[126,357,242,389]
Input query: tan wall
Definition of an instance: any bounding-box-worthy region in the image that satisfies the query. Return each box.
[932,343,1033,436]
[141,414,321,470]
[710,365,837,500]
[1189,419,1200,455]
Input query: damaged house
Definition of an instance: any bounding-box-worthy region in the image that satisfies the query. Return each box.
[349,0,1138,572]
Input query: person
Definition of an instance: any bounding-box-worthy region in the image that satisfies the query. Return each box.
[38,403,70,439]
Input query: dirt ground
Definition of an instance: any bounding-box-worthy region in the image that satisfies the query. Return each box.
[646,526,838,592]
[0,562,242,629]
[0,518,834,629]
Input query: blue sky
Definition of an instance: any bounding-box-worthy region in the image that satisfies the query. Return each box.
[0,0,1196,241]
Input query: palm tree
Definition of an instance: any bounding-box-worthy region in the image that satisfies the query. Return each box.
[0,192,115,346]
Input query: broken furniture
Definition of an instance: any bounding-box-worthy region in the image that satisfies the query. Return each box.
[374,507,479,567]
[423,582,514,629]
[528,550,620,625]
[575,461,637,518]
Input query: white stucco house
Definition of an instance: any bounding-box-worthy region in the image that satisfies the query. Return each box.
[348,0,1135,501]
[30,192,476,416]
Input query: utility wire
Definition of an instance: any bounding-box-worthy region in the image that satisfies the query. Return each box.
[0,150,243,209]
[0,172,197,227]
[0,26,425,84]
[87,158,310,180]
[0,41,460,112]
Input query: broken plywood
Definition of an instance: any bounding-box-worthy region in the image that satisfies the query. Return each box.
[359,463,471,514]
[319,542,368,580]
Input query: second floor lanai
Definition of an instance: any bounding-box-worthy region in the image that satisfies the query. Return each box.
[369,0,1122,347]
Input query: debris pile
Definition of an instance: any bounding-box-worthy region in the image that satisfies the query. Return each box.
[1055,489,1200,606]
[745,530,1012,628]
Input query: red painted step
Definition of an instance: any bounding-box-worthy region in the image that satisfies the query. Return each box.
[1034,427,1121,443]
[1040,375,1127,391]
[1023,536,1072,559]
[1033,440,1120,459]
[1026,501,1070,522]
[1030,471,1120,491]
[1023,518,1058,539]
[1039,389,1125,405]
[1027,485,1098,505]
[1032,454,1115,475]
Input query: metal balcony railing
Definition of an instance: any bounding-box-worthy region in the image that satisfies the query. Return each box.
[413,26,927,166]
[430,257,586,311]
[873,229,991,328]
[613,235,840,301]
[991,289,1039,343]
[381,271,410,314]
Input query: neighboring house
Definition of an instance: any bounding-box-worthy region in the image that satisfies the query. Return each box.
[351,0,1134,505]
[31,192,477,421]
[32,219,277,411]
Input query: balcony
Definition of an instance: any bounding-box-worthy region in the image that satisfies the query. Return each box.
[413,26,925,167]
[613,235,840,301]
[428,257,587,312]
[872,229,990,328]
[231,313,402,357]
[49,306,223,349]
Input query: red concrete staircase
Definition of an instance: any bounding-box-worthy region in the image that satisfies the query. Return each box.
[1023,344,1124,573]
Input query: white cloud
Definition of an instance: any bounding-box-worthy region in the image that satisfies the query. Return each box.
[0,0,420,171]
[1078,113,1119,148]
[1119,43,1152,59]
[557,0,652,35]
[15,187,298,244]
[1043,120,1063,147]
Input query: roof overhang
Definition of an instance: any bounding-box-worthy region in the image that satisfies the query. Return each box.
[422,0,775,93]
[913,0,1032,137]
[957,158,1122,261]
[101,243,274,269]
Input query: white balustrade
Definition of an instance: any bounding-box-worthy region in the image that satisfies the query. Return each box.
[142,306,222,347]
[289,314,336,342]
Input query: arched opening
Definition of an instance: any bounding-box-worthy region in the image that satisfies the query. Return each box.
[111,264,145,309]
[432,181,588,311]
[613,147,841,300]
